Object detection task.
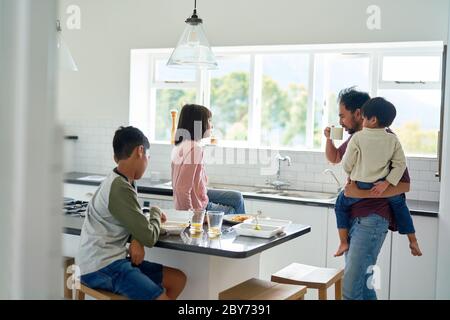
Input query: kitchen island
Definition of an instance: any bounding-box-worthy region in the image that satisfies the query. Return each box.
[63,215,310,299]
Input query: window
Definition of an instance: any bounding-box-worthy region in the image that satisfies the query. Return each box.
[314,53,371,148]
[260,54,310,148]
[209,55,251,142]
[130,42,444,157]
[381,56,441,82]
[377,89,441,156]
[378,53,442,156]
[154,88,196,141]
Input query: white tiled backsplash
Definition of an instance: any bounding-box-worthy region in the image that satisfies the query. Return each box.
[63,120,440,202]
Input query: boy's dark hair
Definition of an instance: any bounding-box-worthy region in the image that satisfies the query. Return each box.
[113,126,150,160]
[361,97,397,127]
[175,104,212,146]
[338,86,371,113]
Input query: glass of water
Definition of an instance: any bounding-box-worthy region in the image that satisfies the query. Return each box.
[206,211,225,238]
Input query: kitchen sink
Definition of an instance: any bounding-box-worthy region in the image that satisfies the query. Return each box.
[157,181,337,201]
[207,183,259,193]
[255,189,281,195]
[277,190,337,200]
[254,188,337,200]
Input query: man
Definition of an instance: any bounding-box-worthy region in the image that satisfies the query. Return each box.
[324,87,410,300]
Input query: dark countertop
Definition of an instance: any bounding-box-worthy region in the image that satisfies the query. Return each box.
[63,215,311,259]
[65,172,439,218]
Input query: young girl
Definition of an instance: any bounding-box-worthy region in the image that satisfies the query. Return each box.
[171,104,246,214]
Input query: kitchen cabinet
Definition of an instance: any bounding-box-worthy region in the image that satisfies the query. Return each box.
[390,215,438,299]
[326,208,392,300]
[246,200,328,282]
[138,193,174,209]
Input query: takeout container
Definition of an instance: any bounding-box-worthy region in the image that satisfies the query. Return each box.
[233,223,283,238]
[161,221,189,235]
[243,217,292,231]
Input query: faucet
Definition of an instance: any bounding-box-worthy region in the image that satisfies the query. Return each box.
[323,169,342,193]
[267,153,292,190]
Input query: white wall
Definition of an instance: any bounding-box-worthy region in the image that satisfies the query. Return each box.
[436,6,450,299]
[0,0,62,299]
[57,0,450,122]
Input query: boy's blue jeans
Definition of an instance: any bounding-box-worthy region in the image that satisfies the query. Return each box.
[206,189,246,214]
[80,258,164,300]
[335,181,415,234]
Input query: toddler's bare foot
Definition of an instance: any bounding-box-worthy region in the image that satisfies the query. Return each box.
[409,241,422,256]
[334,243,349,257]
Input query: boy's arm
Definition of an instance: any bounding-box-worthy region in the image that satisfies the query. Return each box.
[341,137,358,175]
[109,178,162,247]
[385,139,407,186]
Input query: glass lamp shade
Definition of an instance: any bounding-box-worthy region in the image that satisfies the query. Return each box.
[57,32,78,72]
[167,22,218,69]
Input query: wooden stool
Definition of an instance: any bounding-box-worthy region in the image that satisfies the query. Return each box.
[63,257,75,300]
[63,256,127,300]
[271,263,344,300]
[75,284,127,300]
[219,278,307,300]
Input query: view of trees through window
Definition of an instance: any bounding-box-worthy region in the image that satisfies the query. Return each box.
[155,89,196,141]
[209,56,250,141]
[147,46,443,157]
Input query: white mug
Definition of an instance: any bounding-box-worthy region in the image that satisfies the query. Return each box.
[330,126,344,140]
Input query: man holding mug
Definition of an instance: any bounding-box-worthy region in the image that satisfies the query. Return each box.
[323,87,411,300]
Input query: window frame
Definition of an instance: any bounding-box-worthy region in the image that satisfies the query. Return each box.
[131,41,444,156]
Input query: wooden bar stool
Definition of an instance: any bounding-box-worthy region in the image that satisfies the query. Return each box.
[271,263,344,300]
[63,256,127,300]
[63,257,75,299]
[75,284,127,300]
[219,278,307,300]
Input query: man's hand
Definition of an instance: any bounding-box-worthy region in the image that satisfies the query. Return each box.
[129,239,145,266]
[371,181,390,197]
[344,180,363,198]
[324,127,331,140]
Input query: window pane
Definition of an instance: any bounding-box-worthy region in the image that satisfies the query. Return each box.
[314,54,370,148]
[378,89,440,156]
[155,88,196,141]
[260,54,310,147]
[210,56,250,141]
[382,56,441,82]
[155,59,196,82]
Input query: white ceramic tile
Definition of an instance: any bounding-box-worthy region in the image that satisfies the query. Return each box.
[304,182,323,192]
[419,171,439,182]
[418,191,440,202]
[406,191,419,200]
[429,181,441,192]
[410,159,430,171]
[411,181,429,192]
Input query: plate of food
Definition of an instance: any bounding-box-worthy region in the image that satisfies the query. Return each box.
[223,214,255,225]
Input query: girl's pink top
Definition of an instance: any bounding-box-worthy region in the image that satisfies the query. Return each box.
[171,140,208,210]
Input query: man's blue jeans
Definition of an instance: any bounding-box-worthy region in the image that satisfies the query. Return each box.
[344,214,389,300]
[206,189,246,214]
[335,181,415,234]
